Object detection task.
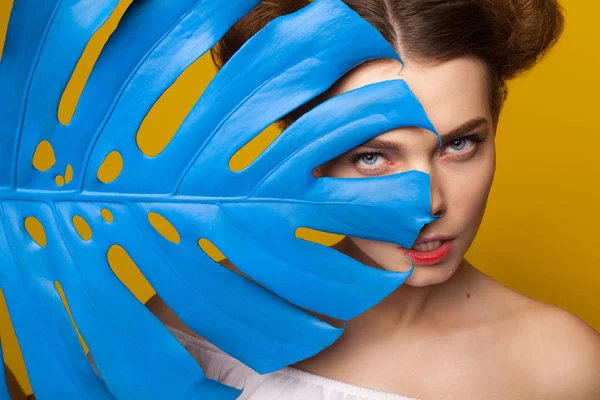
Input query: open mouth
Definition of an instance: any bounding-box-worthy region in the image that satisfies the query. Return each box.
[398,239,454,266]
[411,240,443,252]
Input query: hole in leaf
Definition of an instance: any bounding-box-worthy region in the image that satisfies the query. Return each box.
[0,0,12,61]
[197,238,225,262]
[197,241,266,288]
[72,215,92,241]
[24,216,46,247]
[136,52,217,157]
[148,212,180,244]
[0,288,33,396]
[54,281,89,354]
[196,239,242,274]
[295,227,345,247]
[101,208,113,223]
[106,244,156,304]
[55,175,65,187]
[96,151,122,183]
[229,123,282,172]
[64,164,73,184]
[32,140,55,172]
[57,0,134,125]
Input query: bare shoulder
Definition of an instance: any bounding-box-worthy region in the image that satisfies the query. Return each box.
[465,267,600,398]
[475,271,600,398]
[514,302,600,399]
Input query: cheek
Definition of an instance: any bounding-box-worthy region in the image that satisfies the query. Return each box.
[446,143,496,226]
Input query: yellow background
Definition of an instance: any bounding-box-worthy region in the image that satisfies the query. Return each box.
[1,0,598,395]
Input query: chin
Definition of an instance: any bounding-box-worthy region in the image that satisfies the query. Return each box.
[347,236,464,287]
[379,249,464,287]
[400,263,458,287]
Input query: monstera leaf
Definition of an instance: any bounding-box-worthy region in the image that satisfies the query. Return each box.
[0,0,440,398]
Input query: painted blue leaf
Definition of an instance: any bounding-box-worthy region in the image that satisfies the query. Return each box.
[0,0,440,398]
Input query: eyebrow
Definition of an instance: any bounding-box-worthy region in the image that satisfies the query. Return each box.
[357,117,489,151]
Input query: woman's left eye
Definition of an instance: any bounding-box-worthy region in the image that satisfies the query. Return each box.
[446,138,473,152]
[443,135,484,155]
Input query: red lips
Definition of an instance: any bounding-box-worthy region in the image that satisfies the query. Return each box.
[398,239,454,265]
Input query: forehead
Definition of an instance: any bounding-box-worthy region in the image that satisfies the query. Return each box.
[330,57,492,135]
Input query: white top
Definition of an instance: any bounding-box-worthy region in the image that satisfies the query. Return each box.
[168,325,421,400]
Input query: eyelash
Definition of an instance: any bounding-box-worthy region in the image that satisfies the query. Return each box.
[344,134,485,168]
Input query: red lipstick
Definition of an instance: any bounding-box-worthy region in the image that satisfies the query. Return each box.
[398,238,454,265]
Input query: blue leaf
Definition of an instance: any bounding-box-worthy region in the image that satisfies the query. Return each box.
[0,0,439,398]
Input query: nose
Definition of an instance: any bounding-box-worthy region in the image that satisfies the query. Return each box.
[404,153,447,218]
[429,167,447,218]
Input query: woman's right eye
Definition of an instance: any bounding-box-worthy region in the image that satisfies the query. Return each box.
[344,151,389,174]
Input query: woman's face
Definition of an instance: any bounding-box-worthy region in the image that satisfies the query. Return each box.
[314,57,496,287]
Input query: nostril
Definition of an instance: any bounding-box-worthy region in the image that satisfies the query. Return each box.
[431,202,447,218]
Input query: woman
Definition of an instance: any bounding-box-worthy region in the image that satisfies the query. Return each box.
[147,0,600,399]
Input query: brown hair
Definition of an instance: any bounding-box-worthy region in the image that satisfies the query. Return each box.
[211,0,564,128]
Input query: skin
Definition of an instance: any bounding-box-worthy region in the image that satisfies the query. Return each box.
[146,56,600,399]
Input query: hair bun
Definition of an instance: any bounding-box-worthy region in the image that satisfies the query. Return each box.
[483,0,565,79]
